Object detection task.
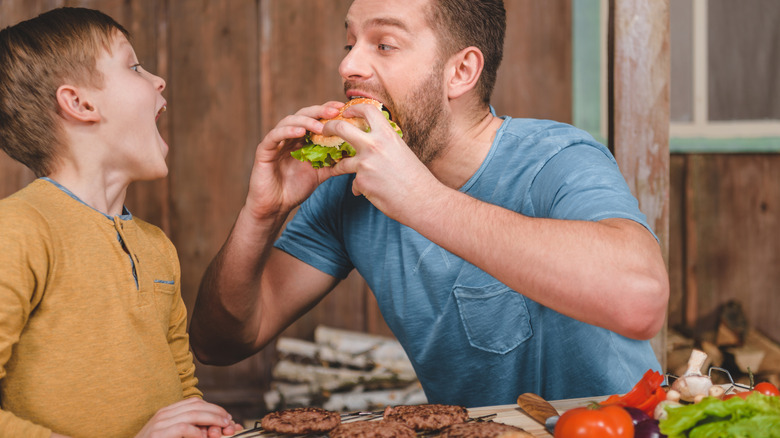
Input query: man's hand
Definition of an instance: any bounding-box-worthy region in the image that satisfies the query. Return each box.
[244,101,344,221]
[326,102,442,222]
[133,398,241,438]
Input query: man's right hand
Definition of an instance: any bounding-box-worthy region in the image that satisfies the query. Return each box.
[244,101,344,221]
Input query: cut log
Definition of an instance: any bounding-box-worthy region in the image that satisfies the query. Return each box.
[716,300,748,347]
[314,326,415,374]
[264,325,425,412]
[322,384,427,412]
[716,322,743,347]
[744,329,780,374]
[727,347,766,374]
[263,382,314,410]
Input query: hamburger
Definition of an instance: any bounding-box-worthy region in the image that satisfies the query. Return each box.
[291,97,402,168]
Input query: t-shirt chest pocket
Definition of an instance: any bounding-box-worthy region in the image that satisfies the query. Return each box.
[452,265,534,354]
[153,278,175,296]
[148,279,175,323]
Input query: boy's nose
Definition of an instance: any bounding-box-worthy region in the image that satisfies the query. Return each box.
[153,74,166,92]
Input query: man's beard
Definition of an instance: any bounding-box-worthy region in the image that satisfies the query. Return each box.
[345,62,450,165]
[391,64,450,164]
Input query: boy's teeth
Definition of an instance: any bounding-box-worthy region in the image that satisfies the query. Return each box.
[155,105,167,121]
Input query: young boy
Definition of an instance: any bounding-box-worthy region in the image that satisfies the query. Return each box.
[0,8,239,438]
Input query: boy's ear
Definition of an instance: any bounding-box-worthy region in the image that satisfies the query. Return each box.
[445,46,484,100]
[56,85,100,122]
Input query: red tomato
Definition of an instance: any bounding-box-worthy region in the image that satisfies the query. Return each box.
[755,382,780,396]
[554,403,634,438]
[723,390,752,400]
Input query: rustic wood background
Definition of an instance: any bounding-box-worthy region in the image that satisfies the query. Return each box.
[0,0,574,417]
[4,0,774,420]
[608,0,670,368]
[668,154,780,341]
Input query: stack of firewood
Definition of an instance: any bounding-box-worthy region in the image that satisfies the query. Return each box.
[263,326,427,412]
[667,300,780,388]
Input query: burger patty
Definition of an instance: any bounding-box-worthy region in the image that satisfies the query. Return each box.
[439,421,534,438]
[382,404,469,431]
[259,406,340,434]
[329,420,416,438]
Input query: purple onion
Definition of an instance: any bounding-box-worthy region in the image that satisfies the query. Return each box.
[634,419,665,438]
[623,406,652,426]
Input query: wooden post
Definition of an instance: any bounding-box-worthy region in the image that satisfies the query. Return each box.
[608,0,671,369]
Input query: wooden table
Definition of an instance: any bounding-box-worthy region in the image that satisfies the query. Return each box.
[468,395,607,437]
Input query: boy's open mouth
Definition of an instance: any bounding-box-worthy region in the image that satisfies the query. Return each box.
[156,104,167,122]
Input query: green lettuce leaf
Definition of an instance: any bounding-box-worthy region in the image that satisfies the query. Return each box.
[383,110,403,138]
[290,142,356,169]
[659,392,780,438]
[291,110,402,168]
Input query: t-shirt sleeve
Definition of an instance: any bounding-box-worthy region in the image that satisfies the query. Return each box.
[0,199,55,438]
[169,294,202,399]
[274,176,355,279]
[530,142,657,239]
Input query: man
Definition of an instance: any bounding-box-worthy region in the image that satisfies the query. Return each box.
[190,0,669,407]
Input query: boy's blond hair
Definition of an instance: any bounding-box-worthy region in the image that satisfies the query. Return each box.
[0,7,129,177]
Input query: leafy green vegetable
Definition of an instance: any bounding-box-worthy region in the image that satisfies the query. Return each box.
[383,110,404,138]
[659,392,780,437]
[290,142,356,169]
[291,109,402,168]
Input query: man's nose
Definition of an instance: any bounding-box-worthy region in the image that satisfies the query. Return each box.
[339,44,371,81]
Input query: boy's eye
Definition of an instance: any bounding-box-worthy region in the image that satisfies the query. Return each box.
[130,63,142,72]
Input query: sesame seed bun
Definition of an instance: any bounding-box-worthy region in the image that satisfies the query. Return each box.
[308,97,383,148]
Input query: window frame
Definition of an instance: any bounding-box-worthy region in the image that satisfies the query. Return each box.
[572,0,780,153]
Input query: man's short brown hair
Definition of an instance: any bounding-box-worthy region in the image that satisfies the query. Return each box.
[426,0,506,106]
[0,7,129,177]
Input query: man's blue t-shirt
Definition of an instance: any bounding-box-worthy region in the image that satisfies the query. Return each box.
[275,117,662,407]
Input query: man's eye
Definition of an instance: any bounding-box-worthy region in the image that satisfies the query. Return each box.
[344,45,354,52]
[378,44,394,51]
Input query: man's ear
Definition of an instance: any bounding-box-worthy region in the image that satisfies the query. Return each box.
[445,46,484,100]
[56,85,100,122]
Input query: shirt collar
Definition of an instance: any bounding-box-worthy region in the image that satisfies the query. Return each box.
[40,177,133,221]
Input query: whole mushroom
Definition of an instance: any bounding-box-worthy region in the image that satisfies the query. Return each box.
[671,349,713,402]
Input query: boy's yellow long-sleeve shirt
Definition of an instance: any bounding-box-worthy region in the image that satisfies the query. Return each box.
[0,179,202,438]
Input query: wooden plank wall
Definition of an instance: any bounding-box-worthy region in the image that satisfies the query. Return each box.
[609,0,670,367]
[0,0,572,418]
[669,154,780,343]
